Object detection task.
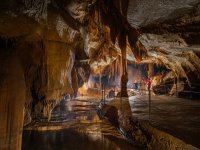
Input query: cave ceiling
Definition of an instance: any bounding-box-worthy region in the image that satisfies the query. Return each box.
[0,0,200,82]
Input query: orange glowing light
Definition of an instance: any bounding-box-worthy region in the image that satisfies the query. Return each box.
[78,82,88,95]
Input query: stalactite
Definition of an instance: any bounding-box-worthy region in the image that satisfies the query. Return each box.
[111,60,115,80]
[94,0,147,96]
[41,99,58,121]
[100,0,146,62]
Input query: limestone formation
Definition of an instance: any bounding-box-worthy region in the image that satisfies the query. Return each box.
[0,0,200,149]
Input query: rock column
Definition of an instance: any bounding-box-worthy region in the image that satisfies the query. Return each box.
[0,52,25,149]
[120,46,128,97]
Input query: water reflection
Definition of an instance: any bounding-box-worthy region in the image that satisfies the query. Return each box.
[23,128,137,150]
[23,99,139,150]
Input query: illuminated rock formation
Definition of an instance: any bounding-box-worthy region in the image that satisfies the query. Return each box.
[0,0,200,149]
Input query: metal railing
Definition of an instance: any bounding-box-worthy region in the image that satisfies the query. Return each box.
[154,82,200,96]
[99,82,200,123]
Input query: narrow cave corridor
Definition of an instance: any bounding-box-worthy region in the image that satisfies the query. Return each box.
[0,0,200,150]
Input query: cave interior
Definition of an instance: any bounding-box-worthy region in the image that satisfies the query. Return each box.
[0,0,200,149]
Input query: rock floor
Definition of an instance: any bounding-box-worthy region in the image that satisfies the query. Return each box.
[128,95,200,148]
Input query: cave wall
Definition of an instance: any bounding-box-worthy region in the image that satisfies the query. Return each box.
[0,32,77,150]
[0,1,91,149]
[125,0,200,94]
[22,40,75,122]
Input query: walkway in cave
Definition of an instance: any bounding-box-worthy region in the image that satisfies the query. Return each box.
[128,95,200,148]
[22,97,139,150]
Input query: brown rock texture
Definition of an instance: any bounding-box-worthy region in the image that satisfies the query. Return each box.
[0,0,200,149]
[0,51,25,149]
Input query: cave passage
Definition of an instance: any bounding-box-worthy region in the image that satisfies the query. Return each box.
[1,0,200,150]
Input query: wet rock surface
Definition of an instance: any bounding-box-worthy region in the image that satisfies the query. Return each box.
[98,98,199,150]
[23,97,139,150]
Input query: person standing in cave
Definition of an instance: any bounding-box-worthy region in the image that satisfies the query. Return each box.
[146,78,151,91]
